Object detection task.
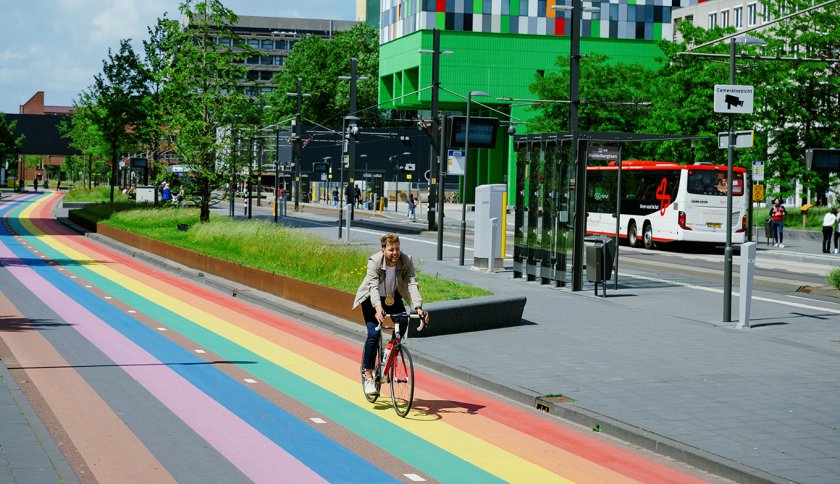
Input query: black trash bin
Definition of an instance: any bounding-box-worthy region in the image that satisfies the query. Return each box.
[584,235,616,296]
[763,218,773,245]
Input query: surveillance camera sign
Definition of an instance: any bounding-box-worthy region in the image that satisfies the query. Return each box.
[714,85,754,114]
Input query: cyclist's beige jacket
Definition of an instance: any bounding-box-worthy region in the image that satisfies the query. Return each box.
[352,252,422,310]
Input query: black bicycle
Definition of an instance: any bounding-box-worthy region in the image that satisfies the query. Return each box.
[361,312,426,417]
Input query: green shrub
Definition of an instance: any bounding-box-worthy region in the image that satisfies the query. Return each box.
[826,269,840,289]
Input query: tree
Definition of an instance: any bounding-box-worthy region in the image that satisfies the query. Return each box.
[750,0,840,200]
[0,114,25,187]
[164,0,253,222]
[266,24,381,127]
[85,39,149,203]
[528,54,658,145]
[645,22,750,165]
[137,15,181,185]
[62,91,116,189]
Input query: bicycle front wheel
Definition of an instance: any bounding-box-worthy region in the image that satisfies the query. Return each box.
[389,345,414,417]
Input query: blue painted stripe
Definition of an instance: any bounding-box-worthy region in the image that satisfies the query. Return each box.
[3,207,397,482]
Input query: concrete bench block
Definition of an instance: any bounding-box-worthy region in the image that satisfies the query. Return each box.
[410,295,527,338]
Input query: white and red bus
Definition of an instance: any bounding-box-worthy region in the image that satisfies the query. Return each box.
[586,160,748,248]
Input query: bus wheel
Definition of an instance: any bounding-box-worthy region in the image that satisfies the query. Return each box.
[643,224,655,249]
[627,223,640,248]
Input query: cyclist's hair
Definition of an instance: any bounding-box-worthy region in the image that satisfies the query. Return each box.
[380,234,400,248]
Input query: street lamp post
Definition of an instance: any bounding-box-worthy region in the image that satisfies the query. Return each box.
[419,29,454,259]
[287,78,310,211]
[553,1,599,291]
[459,90,490,266]
[274,128,281,223]
[723,35,766,322]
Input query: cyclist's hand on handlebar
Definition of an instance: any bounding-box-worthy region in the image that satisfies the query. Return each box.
[374,304,386,324]
[416,307,430,327]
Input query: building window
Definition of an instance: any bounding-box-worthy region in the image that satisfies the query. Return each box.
[747,3,757,26]
[709,12,717,28]
[761,3,770,23]
[721,10,729,28]
[261,39,274,50]
[734,7,743,28]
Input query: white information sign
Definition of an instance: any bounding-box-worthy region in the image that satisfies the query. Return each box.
[447,149,465,176]
[714,85,754,114]
[752,161,764,182]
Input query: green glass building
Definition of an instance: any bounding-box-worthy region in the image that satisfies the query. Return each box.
[375,0,693,199]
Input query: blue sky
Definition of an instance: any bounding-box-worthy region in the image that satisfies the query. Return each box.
[0,0,357,113]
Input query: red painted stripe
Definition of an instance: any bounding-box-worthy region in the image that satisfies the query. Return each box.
[35,198,700,482]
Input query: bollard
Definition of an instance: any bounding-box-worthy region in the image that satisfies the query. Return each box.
[737,242,757,329]
[487,217,498,273]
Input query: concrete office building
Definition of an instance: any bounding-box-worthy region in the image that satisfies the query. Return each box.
[221,16,359,96]
[671,0,774,42]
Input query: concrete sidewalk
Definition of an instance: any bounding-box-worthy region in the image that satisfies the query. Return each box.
[3,194,838,483]
[234,201,840,483]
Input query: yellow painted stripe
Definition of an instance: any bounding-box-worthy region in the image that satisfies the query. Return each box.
[22,198,573,482]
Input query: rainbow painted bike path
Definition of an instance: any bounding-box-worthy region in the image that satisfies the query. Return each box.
[0,192,707,483]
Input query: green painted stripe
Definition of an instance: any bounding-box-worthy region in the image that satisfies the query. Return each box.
[20,219,502,483]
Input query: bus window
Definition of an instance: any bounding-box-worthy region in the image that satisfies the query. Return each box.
[688,171,743,196]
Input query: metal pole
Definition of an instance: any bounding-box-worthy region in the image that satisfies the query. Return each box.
[459,93,473,266]
[429,28,441,234]
[437,114,446,260]
[248,137,254,220]
[570,0,586,291]
[724,38,736,322]
[294,77,303,212]
[274,129,280,223]
[230,131,237,217]
[614,146,623,290]
[348,58,358,221]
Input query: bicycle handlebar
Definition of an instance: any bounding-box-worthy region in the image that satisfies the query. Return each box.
[378,312,428,332]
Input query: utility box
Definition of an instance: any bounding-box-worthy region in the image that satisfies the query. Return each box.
[135,186,155,204]
[473,184,507,270]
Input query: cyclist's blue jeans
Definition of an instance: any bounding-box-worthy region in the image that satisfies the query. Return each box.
[361,294,404,370]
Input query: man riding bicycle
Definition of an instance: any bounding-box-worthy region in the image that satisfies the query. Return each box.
[353,234,429,395]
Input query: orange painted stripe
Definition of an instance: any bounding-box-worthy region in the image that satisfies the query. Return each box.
[34,196,700,482]
[0,290,174,483]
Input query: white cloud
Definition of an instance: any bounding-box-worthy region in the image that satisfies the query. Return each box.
[0,0,356,112]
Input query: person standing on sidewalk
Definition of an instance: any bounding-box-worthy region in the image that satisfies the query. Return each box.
[822,208,837,253]
[770,197,787,248]
[353,234,429,396]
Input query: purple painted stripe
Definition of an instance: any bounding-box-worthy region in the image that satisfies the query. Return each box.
[0,242,326,484]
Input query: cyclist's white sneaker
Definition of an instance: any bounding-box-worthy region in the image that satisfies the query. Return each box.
[364,378,378,395]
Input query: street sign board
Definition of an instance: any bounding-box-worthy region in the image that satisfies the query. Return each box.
[752,183,764,201]
[714,85,754,114]
[447,149,465,176]
[717,130,754,149]
[752,161,764,182]
[404,163,416,171]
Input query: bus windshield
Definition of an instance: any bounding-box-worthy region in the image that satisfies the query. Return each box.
[687,170,744,196]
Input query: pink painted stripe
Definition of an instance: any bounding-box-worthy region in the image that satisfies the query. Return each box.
[0,242,326,484]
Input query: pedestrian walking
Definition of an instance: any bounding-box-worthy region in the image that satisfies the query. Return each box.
[822,208,837,253]
[770,197,786,248]
[33,178,38,192]
[332,187,339,206]
[355,185,362,209]
[407,193,416,221]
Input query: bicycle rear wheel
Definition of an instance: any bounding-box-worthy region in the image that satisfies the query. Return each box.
[389,345,414,417]
[361,342,382,403]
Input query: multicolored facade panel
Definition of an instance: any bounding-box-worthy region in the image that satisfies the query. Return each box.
[379,0,703,43]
